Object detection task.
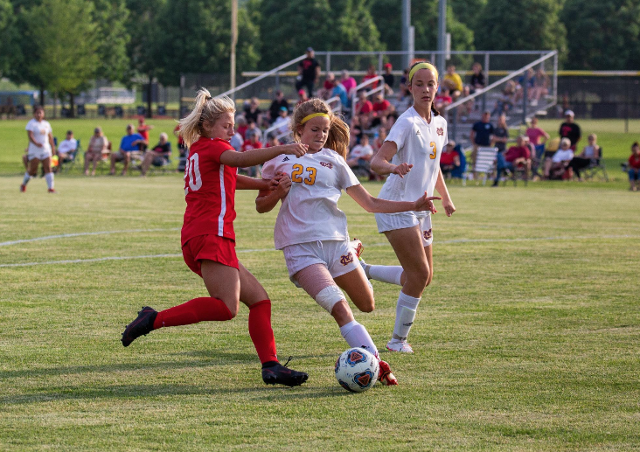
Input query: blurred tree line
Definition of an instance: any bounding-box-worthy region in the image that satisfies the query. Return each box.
[0,0,638,108]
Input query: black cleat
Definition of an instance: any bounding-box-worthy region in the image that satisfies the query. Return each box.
[121,306,158,347]
[262,362,309,387]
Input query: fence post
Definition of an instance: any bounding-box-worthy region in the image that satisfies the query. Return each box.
[483,53,490,113]
[327,53,331,73]
[378,52,383,73]
[522,72,528,124]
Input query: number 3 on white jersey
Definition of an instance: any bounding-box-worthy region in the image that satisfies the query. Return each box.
[184,153,203,195]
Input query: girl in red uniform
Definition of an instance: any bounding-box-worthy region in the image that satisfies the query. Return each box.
[121,89,309,387]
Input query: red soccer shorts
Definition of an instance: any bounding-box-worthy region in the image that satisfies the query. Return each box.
[182,234,239,277]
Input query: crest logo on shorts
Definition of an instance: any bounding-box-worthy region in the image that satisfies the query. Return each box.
[423,229,432,241]
[320,162,333,169]
[340,252,354,266]
[437,127,444,136]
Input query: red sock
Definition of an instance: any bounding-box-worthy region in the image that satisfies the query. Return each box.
[248,300,278,364]
[153,297,233,329]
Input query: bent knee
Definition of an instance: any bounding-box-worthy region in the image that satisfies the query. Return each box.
[358,301,375,313]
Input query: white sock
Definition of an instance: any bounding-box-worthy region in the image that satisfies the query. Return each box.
[22,172,31,186]
[340,320,379,358]
[369,265,404,286]
[45,172,54,190]
[392,291,420,342]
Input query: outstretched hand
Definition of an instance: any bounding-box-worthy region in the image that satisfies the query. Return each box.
[413,192,441,213]
[392,163,413,178]
[282,143,308,157]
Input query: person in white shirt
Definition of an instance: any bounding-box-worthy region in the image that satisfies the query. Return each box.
[272,107,292,137]
[369,61,456,353]
[57,130,78,165]
[21,105,57,193]
[347,134,374,168]
[544,137,574,180]
[256,98,440,386]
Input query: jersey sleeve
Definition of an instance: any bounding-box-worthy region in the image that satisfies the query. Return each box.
[261,157,277,179]
[385,116,408,150]
[336,158,360,190]
[25,120,35,132]
[207,139,234,163]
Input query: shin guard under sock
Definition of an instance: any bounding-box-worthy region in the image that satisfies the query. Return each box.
[248,300,278,364]
[340,320,379,358]
[153,296,233,329]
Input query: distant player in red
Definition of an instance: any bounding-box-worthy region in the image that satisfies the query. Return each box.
[121,88,309,387]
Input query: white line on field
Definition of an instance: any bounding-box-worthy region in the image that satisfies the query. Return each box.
[1,234,637,268]
[0,228,181,247]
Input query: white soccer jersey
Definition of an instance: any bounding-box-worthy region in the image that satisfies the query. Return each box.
[261,148,360,249]
[377,107,448,202]
[25,119,52,155]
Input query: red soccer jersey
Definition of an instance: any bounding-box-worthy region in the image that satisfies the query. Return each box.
[181,137,237,246]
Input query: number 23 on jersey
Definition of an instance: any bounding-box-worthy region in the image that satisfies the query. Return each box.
[290,163,317,185]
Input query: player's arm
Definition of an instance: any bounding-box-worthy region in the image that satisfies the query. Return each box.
[435,169,456,217]
[255,173,291,213]
[370,141,413,177]
[236,175,270,191]
[346,184,439,214]
[27,130,42,147]
[219,143,307,168]
[48,131,56,153]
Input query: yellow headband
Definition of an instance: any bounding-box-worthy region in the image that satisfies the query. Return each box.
[300,112,329,125]
[408,62,438,84]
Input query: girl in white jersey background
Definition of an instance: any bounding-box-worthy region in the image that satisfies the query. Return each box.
[370,61,456,353]
[257,98,440,386]
[21,105,57,193]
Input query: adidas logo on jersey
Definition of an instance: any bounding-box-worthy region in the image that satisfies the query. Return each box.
[282,156,290,161]
[416,130,421,136]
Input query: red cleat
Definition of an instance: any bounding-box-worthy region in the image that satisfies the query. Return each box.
[20,184,26,192]
[378,360,398,386]
[47,188,57,194]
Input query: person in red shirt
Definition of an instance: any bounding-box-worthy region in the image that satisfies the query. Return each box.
[371,93,394,128]
[241,132,263,177]
[492,136,531,186]
[121,88,309,387]
[628,141,640,191]
[362,65,379,89]
[137,117,152,151]
[353,90,373,129]
[439,142,460,175]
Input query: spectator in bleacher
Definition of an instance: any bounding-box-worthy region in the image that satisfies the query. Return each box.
[442,65,463,99]
[530,67,549,106]
[493,114,509,155]
[265,133,280,148]
[347,133,373,168]
[371,93,394,129]
[354,90,373,130]
[469,62,486,94]
[627,142,640,191]
[57,130,78,167]
[492,135,531,186]
[362,65,379,89]
[109,124,145,176]
[84,127,108,176]
[235,115,248,139]
[382,63,395,95]
[440,142,461,176]
[340,70,357,96]
[241,132,262,177]
[393,84,412,115]
[492,80,516,116]
[544,137,574,180]
[526,116,549,160]
[319,72,336,100]
[470,111,494,169]
[230,119,244,153]
[399,68,409,89]
[559,110,581,150]
[296,47,320,97]
[570,133,600,181]
[515,68,535,103]
[297,89,309,106]
[372,127,387,154]
[268,90,289,124]
[243,97,262,125]
[245,118,262,142]
[456,85,474,122]
[140,132,172,177]
[331,80,349,109]
[272,106,292,137]
[136,117,152,151]
[434,88,452,112]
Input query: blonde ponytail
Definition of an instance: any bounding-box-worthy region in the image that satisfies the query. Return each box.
[291,98,350,160]
[179,88,236,147]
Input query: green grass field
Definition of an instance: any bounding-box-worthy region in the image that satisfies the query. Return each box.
[1,170,639,450]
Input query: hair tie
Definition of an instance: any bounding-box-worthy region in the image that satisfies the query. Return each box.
[300,112,329,125]
[205,95,212,101]
[409,62,438,84]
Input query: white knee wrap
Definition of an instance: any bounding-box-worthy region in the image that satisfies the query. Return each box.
[315,285,345,313]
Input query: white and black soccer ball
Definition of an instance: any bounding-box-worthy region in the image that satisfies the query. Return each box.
[335,347,379,393]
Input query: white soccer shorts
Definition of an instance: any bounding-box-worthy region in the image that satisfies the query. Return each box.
[375,211,433,247]
[283,240,360,284]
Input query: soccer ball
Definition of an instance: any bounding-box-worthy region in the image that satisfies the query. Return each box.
[335,347,379,393]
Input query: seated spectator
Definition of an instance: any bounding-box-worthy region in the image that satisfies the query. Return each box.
[319,72,336,100]
[331,81,349,110]
[110,124,144,175]
[492,136,531,186]
[241,133,262,177]
[371,93,394,128]
[515,68,535,103]
[440,142,461,176]
[393,85,413,115]
[268,90,289,124]
[354,90,373,129]
[340,70,357,96]
[272,106,292,137]
[469,62,485,94]
[434,88,452,112]
[372,127,387,154]
[627,142,640,191]
[362,65,379,89]
[347,134,374,168]
[57,130,78,165]
[296,89,309,106]
[136,117,152,152]
[526,117,549,160]
[530,67,549,106]
[492,80,516,116]
[442,65,463,99]
[245,118,262,142]
[456,85,474,122]
[84,127,108,176]
[382,63,395,95]
[493,114,509,155]
[265,133,280,148]
[544,137,574,180]
[244,97,262,125]
[140,132,172,176]
[569,133,600,181]
[174,123,188,172]
[559,110,581,150]
[236,115,248,139]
